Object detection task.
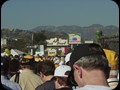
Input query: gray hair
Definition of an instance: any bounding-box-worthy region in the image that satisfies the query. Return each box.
[74,55,110,78]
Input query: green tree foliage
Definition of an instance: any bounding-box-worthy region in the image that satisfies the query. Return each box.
[33,31,47,45]
[7,39,27,52]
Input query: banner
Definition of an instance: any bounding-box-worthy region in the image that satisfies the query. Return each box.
[35,45,44,56]
[48,49,57,56]
[69,33,81,44]
[46,38,68,46]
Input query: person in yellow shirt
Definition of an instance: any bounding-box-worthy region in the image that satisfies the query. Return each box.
[103,49,119,89]
[103,49,119,70]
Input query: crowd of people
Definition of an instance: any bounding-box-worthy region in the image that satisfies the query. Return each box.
[1,43,119,90]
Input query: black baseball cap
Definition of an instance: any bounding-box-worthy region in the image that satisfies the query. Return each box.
[70,43,106,67]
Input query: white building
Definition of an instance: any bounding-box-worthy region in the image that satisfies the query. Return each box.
[84,40,94,43]
[1,38,7,48]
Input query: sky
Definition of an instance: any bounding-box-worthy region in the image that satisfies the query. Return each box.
[1,0,119,30]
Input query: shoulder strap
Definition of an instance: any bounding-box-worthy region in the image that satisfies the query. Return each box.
[14,72,20,83]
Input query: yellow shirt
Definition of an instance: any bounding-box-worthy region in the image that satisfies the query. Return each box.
[103,49,119,70]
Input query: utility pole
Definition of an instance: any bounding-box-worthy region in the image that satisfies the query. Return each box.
[31,33,34,55]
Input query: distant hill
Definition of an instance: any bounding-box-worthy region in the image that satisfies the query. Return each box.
[30,24,119,40]
[1,24,119,40]
[1,24,119,54]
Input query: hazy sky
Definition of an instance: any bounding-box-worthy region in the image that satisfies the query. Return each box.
[1,0,119,30]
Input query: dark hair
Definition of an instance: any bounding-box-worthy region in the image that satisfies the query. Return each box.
[38,60,55,76]
[9,59,20,72]
[14,55,20,60]
[55,77,68,86]
[1,56,10,75]
[9,59,20,77]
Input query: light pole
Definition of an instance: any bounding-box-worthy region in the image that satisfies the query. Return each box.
[31,33,34,55]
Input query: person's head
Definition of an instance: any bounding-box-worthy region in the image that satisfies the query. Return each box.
[74,55,109,86]
[38,60,55,82]
[9,58,20,76]
[54,65,71,89]
[20,55,35,70]
[70,43,110,87]
[14,55,20,60]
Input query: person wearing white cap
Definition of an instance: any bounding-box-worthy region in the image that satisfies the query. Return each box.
[54,65,73,90]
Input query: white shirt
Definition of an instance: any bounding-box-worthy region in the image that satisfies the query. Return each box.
[59,60,64,65]
[107,78,118,83]
[107,78,119,89]
[74,85,112,90]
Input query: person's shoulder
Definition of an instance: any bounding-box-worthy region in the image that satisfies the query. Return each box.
[35,80,55,90]
[2,84,13,90]
[9,80,20,87]
[54,87,73,90]
[41,79,55,86]
[2,81,21,90]
[74,85,112,90]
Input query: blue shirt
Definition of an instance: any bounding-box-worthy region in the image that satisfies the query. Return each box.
[2,84,13,90]
[1,75,21,90]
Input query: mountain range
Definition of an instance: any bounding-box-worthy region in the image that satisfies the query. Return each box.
[30,24,119,40]
[1,24,119,40]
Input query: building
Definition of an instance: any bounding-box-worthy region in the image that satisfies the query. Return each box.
[1,38,7,48]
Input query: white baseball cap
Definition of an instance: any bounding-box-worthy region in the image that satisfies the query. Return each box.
[65,52,72,64]
[54,65,71,77]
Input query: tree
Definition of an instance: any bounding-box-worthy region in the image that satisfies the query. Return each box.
[33,31,47,45]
